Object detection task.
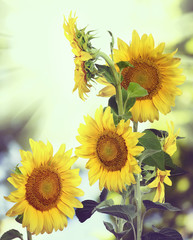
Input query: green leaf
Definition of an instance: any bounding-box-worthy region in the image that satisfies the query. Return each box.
[96,204,136,222]
[145,128,168,138]
[96,64,116,86]
[139,149,162,163]
[108,95,118,114]
[15,215,23,224]
[142,150,165,170]
[96,199,114,209]
[108,31,114,61]
[159,228,183,240]
[127,82,148,98]
[125,97,136,112]
[142,227,183,240]
[103,222,130,240]
[116,61,134,72]
[139,130,161,150]
[143,200,181,212]
[75,200,98,223]
[0,229,23,240]
[121,112,132,121]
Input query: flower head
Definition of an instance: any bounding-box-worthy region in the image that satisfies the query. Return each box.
[75,106,144,192]
[63,12,96,100]
[5,139,84,235]
[98,30,185,122]
[148,169,172,203]
[163,121,180,156]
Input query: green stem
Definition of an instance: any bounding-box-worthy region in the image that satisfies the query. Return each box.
[133,121,142,240]
[97,51,123,116]
[27,230,32,240]
[131,222,137,240]
[97,51,119,85]
[116,84,124,115]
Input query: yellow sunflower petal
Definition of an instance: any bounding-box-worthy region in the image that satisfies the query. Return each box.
[5,139,83,235]
[76,106,143,192]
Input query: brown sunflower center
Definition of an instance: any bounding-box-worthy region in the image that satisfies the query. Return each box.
[96,132,128,171]
[121,60,161,100]
[25,167,61,211]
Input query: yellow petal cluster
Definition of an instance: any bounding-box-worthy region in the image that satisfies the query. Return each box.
[148,169,172,203]
[75,106,144,192]
[97,30,185,122]
[5,139,84,235]
[63,12,93,100]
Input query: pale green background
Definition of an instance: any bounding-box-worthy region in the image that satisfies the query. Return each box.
[0,0,192,239]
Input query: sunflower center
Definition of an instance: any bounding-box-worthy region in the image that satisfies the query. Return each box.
[25,167,61,211]
[121,60,161,100]
[96,132,128,171]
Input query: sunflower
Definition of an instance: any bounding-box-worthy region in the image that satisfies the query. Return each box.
[163,121,180,156]
[63,12,93,100]
[75,106,144,192]
[5,139,84,235]
[98,30,185,122]
[148,169,172,203]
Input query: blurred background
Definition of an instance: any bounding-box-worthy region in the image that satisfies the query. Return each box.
[0,0,193,239]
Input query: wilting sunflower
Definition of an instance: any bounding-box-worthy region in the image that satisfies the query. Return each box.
[5,139,84,235]
[98,30,185,122]
[148,169,172,203]
[63,12,93,100]
[163,121,180,156]
[75,106,144,192]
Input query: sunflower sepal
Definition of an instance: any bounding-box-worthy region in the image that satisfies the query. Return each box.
[108,30,115,60]
[116,61,134,73]
[15,214,23,224]
[13,165,22,175]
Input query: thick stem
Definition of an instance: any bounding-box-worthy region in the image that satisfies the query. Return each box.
[116,84,124,116]
[133,121,142,240]
[97,51,120,85]
[27,230,32,240]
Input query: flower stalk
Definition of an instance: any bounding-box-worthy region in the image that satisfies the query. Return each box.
[27,230,32,240]
[133,121,142,240]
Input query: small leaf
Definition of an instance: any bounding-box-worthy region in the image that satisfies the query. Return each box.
[108,95,118,114]
[116,61,134,72]
[103,222,131,240]
[96,204,136,222]
[0,229,23,240]
[143,200,181,212]
[99,188,108,202]
[15,215,23,224]
[108,31,114,60]
[127,82,148,98]
[75,200,98,223]
[139,130,161,150]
